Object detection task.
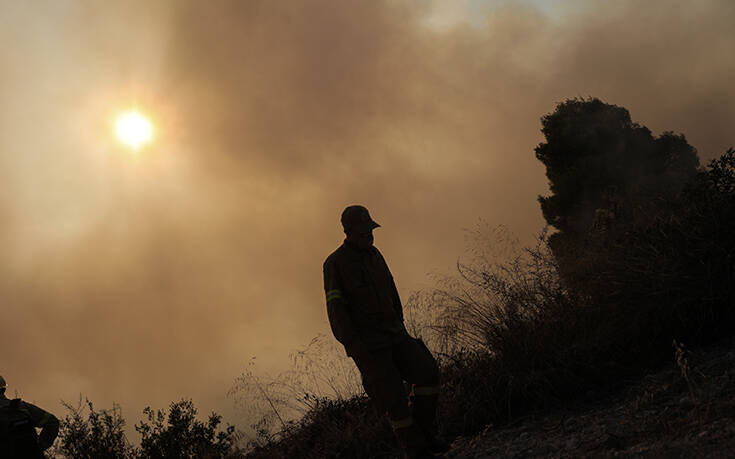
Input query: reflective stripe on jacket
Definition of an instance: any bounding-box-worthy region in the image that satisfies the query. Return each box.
[323,241,407,356]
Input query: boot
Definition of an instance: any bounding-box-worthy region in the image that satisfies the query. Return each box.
[410,388,449,454]
[391,416,431,459]
[424,435,450,454]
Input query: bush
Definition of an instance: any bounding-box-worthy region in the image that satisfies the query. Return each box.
[582,148,735,341]
[55,398,134,459]
[229,335,363,452]
[434,151,734,435]
[429,227,607,438]
[246,396,397,459]
[245,102,734,457]
[533,99,734,364]
[53,398,240,458]
[136,399,238,459]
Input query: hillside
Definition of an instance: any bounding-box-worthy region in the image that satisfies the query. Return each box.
[243,99,734,459]
[48,99,734,458]
[445,339,735,458]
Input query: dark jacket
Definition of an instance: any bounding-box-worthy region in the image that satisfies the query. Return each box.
[0,393,59,453]
[323,240,407,356]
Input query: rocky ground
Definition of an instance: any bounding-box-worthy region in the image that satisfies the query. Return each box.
[443,340,735,458]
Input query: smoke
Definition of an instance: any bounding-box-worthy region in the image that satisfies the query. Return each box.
[0,0,733,432]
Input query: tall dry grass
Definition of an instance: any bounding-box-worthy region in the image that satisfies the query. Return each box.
[243,149,734,457]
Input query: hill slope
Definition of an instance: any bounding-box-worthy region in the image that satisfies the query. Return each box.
[444,340,735,458]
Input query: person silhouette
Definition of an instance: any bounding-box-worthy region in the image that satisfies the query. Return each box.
[323,205,448,458]
[0,375,59,458]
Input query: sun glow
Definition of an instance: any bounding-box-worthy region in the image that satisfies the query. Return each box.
[115,109,154,151]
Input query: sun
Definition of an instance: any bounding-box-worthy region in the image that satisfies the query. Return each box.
[115,109,154,151]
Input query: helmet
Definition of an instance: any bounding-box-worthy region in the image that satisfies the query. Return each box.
[341,205,380,233]
[0,375,6,390]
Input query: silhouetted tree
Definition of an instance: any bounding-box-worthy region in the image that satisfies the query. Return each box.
[535,98,698,236]
[698,147,735,195]
[247,109,734,459]
[534,97,735,354]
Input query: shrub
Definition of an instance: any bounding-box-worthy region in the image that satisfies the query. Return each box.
[230,335,362,451]
[246,396,397,459]
[244,103,734,457]
[429,227,605,438]
[136,399,238,459]
[55,398,134,459]
[53,398,239,458]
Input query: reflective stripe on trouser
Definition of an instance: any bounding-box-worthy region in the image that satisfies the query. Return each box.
[351,337,439,454]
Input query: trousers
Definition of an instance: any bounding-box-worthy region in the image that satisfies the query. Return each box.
[352,335,440,453]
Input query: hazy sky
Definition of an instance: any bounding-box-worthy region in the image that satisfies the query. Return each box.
[1,0,733,435]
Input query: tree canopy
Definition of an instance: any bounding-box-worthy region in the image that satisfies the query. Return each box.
[535,98,699,235]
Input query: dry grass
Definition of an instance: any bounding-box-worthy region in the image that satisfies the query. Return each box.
[244,150,734,458]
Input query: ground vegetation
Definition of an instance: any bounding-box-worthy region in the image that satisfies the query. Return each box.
[52,98,734,457]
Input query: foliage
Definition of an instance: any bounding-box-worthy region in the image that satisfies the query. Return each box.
[428,226,570,353]
[242,227,591,454]
[429,227,605,437]
[229,334,361,449]
[430,143,734,434]
[534,99,733,359]
[53,398,239,458]
[243,100,734,458]
[54,398,135,459]
[535,97,698,237]
[695,147,735,195]
[136,399,238,459]
[52,99,731,459]
[246,396,397,459]
[562,150,734,344]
